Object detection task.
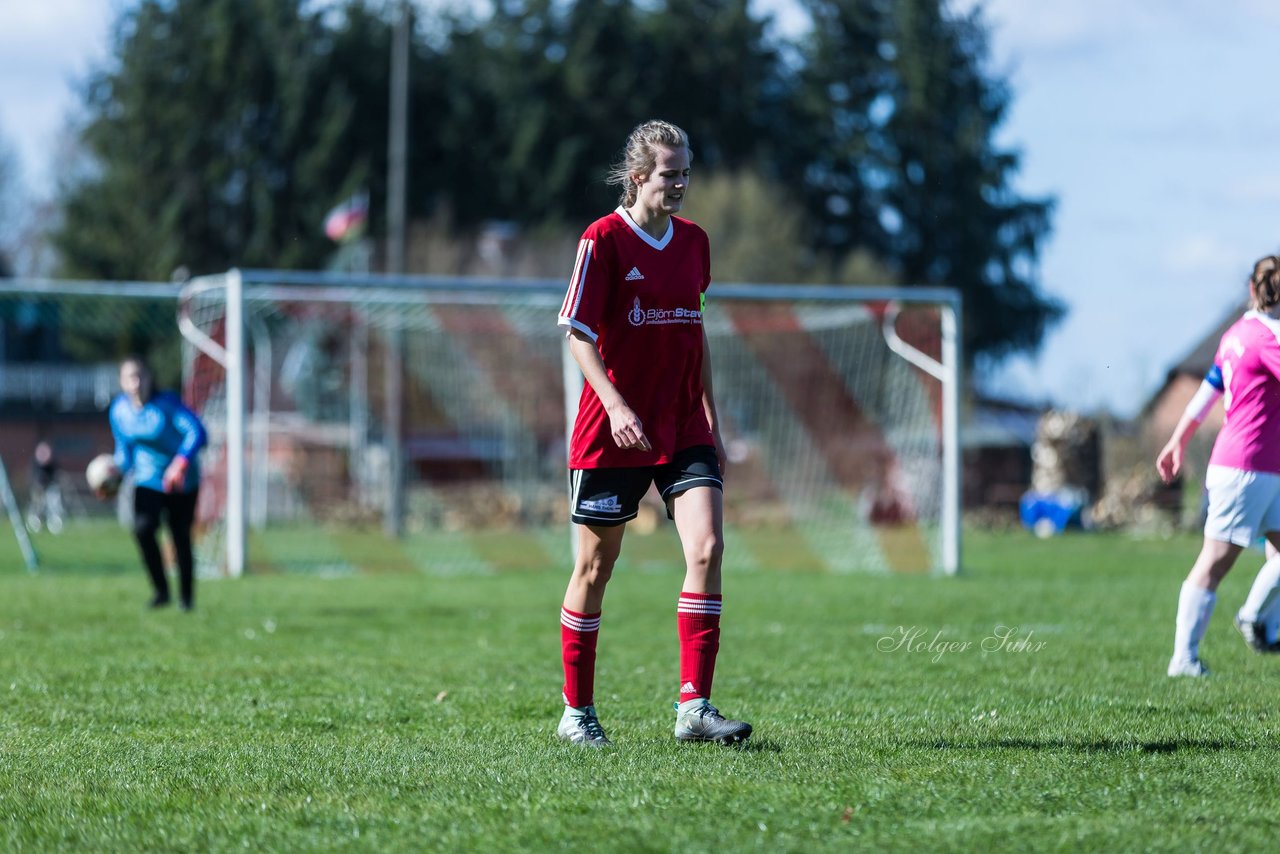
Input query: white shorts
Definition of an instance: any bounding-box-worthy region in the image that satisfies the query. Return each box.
[1204,465,1280,547]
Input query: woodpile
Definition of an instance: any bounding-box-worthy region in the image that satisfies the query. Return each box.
[1030,410,1101,498]
[1090,463,1176,531]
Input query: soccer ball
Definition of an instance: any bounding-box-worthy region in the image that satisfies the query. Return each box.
[85,453,122,496]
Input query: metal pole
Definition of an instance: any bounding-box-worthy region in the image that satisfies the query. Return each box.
[383,0,410,537]
[941,300,962,575]
[384,323,405,538]
[248,316,271,530]
[387,0,408,276]
[226,268,247,576]
[0,455,38,572]
[350,316,369,505]
[880,299,962,575]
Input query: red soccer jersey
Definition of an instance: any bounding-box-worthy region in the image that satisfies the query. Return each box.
[559,207,713,468]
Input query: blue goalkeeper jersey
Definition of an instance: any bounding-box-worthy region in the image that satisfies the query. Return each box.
[109,391,207,494]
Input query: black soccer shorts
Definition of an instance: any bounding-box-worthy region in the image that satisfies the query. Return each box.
[568,444,722,527]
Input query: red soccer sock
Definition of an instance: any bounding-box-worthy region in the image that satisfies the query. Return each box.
[677,592,722,703]
[561,606,601,708]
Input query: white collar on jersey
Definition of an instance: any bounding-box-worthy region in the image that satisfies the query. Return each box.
[616,206,674,250]
[1245,310,1280,342]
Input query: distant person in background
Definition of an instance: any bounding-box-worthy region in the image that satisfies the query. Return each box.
[1158,255,1280,675]
[27,440,63,533]
[31,440,57,488]
[554,120,750,747]
[102,355,207,610]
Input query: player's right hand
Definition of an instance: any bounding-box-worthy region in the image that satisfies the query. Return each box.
[608,404,651,452]
[92,463,121,500]
[162,456,189,493]
[1156,443,1181,484]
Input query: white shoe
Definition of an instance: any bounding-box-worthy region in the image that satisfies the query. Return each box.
[1167,656,1209,677]
[673,698,752,744]
[556,705,612,747]
[1233,613,1280,654]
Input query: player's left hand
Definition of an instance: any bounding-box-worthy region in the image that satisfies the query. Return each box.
[162,457,189,493]
[712,429,728,479]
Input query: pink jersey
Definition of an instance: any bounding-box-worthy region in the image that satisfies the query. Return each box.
[1209,311,1280,474]
[558,208,713,469]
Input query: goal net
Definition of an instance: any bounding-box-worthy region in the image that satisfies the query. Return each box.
[179,270,959,577]
[0,280,186,546]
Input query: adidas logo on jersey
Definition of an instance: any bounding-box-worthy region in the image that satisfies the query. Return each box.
[624,267,645,281]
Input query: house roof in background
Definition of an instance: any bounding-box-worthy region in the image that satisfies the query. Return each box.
[1169,301,1247,380]
[965,394,1048,449]
[1138,300,1248,416]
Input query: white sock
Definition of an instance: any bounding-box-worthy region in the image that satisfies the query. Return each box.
[561,694,592,716]
[678,697,708,714]
[1238,554,1280,623]
[1173,582,1216,661]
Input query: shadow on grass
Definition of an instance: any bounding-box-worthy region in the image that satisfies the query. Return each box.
[739,736,784,753]
[675,736,783,753]
[912,737,1247,753]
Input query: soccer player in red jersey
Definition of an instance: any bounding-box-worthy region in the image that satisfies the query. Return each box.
[554,120,751,747]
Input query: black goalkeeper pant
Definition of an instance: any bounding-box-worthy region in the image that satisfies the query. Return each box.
[133,486,199,608]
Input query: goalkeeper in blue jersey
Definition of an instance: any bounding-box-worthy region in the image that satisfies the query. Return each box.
[106,356,208,610]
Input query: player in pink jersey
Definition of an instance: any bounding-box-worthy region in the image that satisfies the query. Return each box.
[1158,255,1280,675]
[1182,365,1280,655]
[553,120,751,746]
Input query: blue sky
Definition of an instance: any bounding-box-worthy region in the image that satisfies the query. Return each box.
[965,0,1280,416]
[2,0,1279,418]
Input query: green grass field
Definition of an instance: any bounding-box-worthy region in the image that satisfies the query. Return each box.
[4,523,1280,851]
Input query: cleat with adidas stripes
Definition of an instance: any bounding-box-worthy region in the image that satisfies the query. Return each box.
[674,699,752,744]
[557,705,612,747]
[1234,613,1280,654]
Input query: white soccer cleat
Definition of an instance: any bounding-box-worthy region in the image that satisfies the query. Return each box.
[673,698,752,744]
[1167,656,1209,677]
[1233,613,1280,654]
[556,705,612,747]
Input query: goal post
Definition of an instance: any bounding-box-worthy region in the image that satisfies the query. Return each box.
[179,269,962,576]
[177,269,247,577]
[0,453,39,572]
